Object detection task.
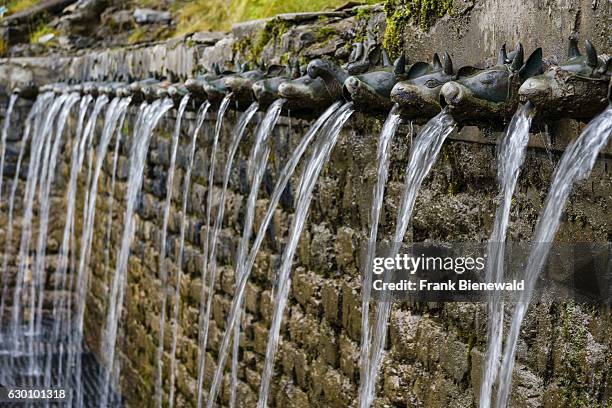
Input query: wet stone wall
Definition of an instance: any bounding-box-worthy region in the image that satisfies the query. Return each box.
[40,104,609,407]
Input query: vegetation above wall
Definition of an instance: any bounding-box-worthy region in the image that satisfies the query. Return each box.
[3,0,42,16]
[0,0,455,59]
[382,0,453,57]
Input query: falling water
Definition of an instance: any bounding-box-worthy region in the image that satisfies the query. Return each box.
[0,94,52,345]
[206,101,341,407]
[195,93,233,408]
[0,93,18,202]
[52,94,94,335]
[31,91,81,383]
[229,99,285,408]
[165,101,210,408]
[358,105,401,408]
[11,95,68,353]
[100,98,174,407]
[103,97,131,284]
[363,110,455,407]
[197,99,258,407]
[11,92,69,360]
[152,93,189,408]
[70,95,131,407]
[479,103,533,408]
[46,94,93,390]
[496,106,612,408]
[60,95,110,386]
[258,102,354,408]
[45,93,90,387]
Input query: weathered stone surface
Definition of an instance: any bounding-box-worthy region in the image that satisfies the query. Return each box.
[2,3,610,408]
[133,8,172,25]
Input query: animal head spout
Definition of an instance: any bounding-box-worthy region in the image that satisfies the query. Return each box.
[519,39,611,121]
[390,52,455,120]
[440,43,543,123]
[342,51,406,112]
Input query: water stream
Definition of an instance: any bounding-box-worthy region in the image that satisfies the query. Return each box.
[0,94,18,203]
[257,102,355,408]
[166,100,210,408]
[0,94,52,346]
[100,98,174,407]
[479,103,533,408]
[33,91,81,385]
[196,93,233,408]
[364,110,455,407]
[496,105,612,408]
[198,99,259,406]
[358,105,401,408]
[205,101,342,407]
[71,96,130,407]
[229,99,285,408]
[154,94,190,408]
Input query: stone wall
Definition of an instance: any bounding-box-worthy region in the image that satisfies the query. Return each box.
[0,0,611,407]
[72,103,611,408]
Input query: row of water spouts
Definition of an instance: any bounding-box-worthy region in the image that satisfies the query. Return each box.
[0,42,610,407]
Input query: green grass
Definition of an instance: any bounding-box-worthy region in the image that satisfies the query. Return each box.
[173,0,379,35]
[29,24,57,44]
[4,0,42,16]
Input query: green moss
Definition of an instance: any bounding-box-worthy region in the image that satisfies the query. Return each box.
[279,52,291,65]
[316,26,338,41]
[0,38,7,57]
[232,17,290,62]
[29,24,57,46]
[5,0,41,16]
[383,0,453,57]
[128,27,148,45]
[355,5,373,21]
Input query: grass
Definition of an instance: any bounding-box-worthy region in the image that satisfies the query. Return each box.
[4,0,41,16]
[173,0,379,35]
[0,38,7,56]
[128,26,148,44]
[29,24,57,44]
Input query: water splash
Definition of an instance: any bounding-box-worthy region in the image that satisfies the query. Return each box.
[229,99,285,408]
[166,101,210,408]
[358,105,401,408]
[206,101,341,407]
[479,103,533,408]
[196,93,233,408]
[258,102,355,408]
[364,110,455,407]
[101,98,174,407]
[152,93,189,408]
[496,106,612,408]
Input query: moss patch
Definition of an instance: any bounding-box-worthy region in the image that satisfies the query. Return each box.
[383,0,453,57]
[232,17,291,63]
[0,38,7,56]
[5,0,41,16]
[29,24,57,45]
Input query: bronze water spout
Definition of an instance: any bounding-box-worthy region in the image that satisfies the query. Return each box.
[440,43,543,124]
[519,39,611,121]
[391,52,455,120]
